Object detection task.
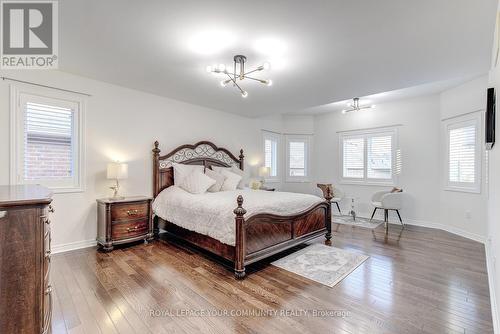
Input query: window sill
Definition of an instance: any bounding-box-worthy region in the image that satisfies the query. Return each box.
[443,186,481,194]
[285,178,311,183]
[340,180,395,187]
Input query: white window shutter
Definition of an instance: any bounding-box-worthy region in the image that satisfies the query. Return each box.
[289,141,305,176]
[24,102,74,180]
[343,137,364,178]
[449,125,476,183]
[367,135,392,179]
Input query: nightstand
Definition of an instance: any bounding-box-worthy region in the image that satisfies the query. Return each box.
[96,196,153,252]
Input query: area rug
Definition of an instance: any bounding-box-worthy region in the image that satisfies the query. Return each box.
[271,243,369,287]
[333,215,383,229]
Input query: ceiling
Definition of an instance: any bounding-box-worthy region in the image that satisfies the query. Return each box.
[59,0,498,117]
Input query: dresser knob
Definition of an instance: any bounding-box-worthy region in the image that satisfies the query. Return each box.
[126,209,139,216]
[45,285,52,295]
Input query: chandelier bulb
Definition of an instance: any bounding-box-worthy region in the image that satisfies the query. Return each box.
[241,91,248,98]
[266,80,273,86]
[371,104,376,109]
[218,64,226,71]
[263,62,271,70]
[206,65,212,73]
[220,80,227,87]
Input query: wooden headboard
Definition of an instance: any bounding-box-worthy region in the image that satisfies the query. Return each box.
[152,141,244,197]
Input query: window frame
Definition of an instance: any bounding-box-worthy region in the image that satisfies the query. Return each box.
[10,84,86,193]
[339,127,398,186]
[285,134,311,183]
[262,130,281,183]
[443,112,482,194]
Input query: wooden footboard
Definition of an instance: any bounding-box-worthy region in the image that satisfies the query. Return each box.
[233,185,333,279]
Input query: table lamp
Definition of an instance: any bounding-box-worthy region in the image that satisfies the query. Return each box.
[258,166,270,188]
[107,162,128,199]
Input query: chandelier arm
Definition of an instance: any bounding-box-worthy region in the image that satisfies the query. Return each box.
[226,73,245,94]
[244,76,267,83]
[243,68,262,76]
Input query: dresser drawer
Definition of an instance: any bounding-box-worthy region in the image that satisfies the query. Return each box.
[111,202,149,221]
[112,219,149,240]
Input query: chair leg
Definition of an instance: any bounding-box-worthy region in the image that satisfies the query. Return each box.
[335,202,342,215]
[384,209,388,233]
[370,208,377,220]
[396,210,404,226]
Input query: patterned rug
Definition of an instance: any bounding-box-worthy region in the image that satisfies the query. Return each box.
[272,243,369,287]
[333,215,383,229]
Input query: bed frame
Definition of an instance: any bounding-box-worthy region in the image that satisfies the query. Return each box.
[152,140,333,279]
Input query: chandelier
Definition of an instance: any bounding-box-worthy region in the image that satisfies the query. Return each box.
[342,98,376,114]
[206,55,272,98]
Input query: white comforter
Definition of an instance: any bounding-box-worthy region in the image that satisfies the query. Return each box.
[152,186,323,246]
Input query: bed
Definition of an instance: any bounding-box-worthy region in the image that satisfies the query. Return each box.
[152,141,333,279]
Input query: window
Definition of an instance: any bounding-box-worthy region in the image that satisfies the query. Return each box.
[10,85,85,192]
[340,127,397,185]
[444,113,481,193]
[262,131,280,181]
[285,135,311,182]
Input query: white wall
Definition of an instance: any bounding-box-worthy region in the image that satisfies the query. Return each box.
[439,76,489,241]
[313,95,442,225]
[0,70,264,252]
[488,41,500,333]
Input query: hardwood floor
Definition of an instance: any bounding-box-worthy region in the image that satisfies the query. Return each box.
[50,223,494,334]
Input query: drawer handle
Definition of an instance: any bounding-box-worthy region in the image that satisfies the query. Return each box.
[126,225,145,232]
[48,205,55,213]
[126,209,139,216]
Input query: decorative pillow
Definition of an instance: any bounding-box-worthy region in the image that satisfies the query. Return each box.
[212,165,246,189]
[178,170,215,194]
[205,169,227,192]
[172,163,204,186]
[220,169,242,191]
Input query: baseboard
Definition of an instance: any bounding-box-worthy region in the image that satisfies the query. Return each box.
[486,241,500,334]
[52,239,97,254]
[337,212,487,244]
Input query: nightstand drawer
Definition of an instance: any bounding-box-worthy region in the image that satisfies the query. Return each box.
[111,202,149,221]
[112,219,149,240]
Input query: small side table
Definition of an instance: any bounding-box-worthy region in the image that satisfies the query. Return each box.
[96,196,153,252]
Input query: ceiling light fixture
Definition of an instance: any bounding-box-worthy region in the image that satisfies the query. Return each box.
[341,98,376,114]
[206,55,271,98]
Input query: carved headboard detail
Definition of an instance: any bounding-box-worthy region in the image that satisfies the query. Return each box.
[152,141,244,197]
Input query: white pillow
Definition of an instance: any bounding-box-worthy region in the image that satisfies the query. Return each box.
[178,170,215,194]
[172,163,204,186]
[220,169,243,191]
[205,169,227,192]
[212,165,246,189]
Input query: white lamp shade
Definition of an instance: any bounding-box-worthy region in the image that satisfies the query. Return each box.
[107,162,128,179]
[258,166,270,178]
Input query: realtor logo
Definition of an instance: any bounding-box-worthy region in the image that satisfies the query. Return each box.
[1,0,58,69]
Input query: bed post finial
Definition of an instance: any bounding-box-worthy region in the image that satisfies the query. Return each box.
[239,149,244,171]
[152,141,161,204]
[234,195,246,279]
[317,184,333,245]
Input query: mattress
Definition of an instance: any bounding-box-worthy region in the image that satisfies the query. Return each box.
[152,186,323,246]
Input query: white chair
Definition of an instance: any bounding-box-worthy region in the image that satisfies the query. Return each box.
[331,187,343,215]
[370,190,404,226]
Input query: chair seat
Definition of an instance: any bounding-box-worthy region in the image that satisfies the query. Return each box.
[372,201,382,208]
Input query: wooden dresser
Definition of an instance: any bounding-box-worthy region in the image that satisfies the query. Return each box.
[96,196,153,251]
[0,185,53,334]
